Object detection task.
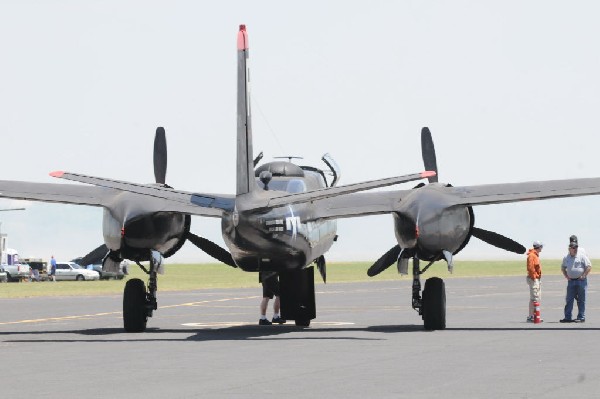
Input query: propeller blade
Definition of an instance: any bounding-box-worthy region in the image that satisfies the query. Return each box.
[367,245,401,277]
[76,244,109,266]
[442,250,454,273]
[472,227,526,254]
[316,255,326,283]
[186,232,237,267]
[154,127,167,185]
[421,127,438,183]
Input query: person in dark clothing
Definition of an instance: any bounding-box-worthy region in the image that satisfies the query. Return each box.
[259,272,286,325]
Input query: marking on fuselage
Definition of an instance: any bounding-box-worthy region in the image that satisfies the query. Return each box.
[286,205,300,239]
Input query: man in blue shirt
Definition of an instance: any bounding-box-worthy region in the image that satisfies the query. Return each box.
[560,242,591,323]
[50,256,57,282]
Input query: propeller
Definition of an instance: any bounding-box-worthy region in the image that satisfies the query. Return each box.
[367,245,401,277]
[423,127,525,255]
[154,127,167,185]
[186,232,237,267]
[471,227,526,254]
[421,127,438,183]
[75,244,109,266]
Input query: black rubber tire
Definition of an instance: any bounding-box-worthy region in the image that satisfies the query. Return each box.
[123,278,148,332]
[76,275,85,281]
[422,277,446,330]
[5,273,12,283]
[295,319,311,327]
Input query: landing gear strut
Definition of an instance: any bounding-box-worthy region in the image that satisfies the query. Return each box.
[123,251,162,332]
[410,257,446,330]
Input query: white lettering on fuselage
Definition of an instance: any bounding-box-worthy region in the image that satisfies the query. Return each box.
[286,205,300,240]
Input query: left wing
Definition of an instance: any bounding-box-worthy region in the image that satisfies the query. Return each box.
[0,180,225,217]
[50,171,234,213]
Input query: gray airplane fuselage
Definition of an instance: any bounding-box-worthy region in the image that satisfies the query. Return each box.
[222,163,337,272]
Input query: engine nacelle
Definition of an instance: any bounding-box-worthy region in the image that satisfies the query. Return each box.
[103,209,191,262]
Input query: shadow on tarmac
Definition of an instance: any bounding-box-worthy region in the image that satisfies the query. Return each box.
[3,323,599,343]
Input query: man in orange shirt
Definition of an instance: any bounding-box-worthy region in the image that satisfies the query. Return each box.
[526,241,543,322]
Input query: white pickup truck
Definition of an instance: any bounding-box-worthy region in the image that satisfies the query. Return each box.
[2,262,31,282]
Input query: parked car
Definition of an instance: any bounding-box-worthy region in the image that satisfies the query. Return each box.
[55,262,100,281]
[2,262,31,282]
[90,264,125,280]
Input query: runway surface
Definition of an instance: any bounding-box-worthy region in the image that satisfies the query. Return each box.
[1,275,599,398]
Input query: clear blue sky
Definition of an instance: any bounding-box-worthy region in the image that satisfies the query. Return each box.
[1,1,599,263]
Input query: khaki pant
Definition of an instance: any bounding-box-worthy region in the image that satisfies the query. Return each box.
[526,277,541,316]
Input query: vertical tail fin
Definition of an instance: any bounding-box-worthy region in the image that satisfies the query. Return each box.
[236,24,255,195]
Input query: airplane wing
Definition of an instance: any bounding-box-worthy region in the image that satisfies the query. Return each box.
[305,190,414,221]
[0,180,118,207]
[52,170,431,213]
[0,179,226,217]
[302,177,600,221]
[50,171,234,214]
[261,171,434,208]
[444,177,600,206]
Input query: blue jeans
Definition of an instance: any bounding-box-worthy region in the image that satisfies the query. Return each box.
[564,278,587,320]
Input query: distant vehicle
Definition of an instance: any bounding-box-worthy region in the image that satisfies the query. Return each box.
[0,266,7,283]
[55,262,100,281]
[3,262,31,282]
[90,264,125,280]
[21,258,50,281]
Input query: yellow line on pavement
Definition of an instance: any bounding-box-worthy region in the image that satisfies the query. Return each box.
[0,295,261,326]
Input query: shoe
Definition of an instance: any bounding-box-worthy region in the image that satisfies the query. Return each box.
[576,318,586,323]
[258,318,272,326]
[560,318,574,323]
[272,316,286,324]
[526,316,533,323]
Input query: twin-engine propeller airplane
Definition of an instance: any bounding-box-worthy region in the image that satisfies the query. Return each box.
[2,25,600,332]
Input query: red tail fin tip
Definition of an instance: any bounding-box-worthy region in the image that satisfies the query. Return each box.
[237,24,248,50]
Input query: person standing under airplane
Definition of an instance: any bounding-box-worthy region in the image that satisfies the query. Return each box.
[259,272,286,325]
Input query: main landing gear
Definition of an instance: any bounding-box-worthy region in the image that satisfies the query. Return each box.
[279,266,316,327]
[410,257,446,330]
[123,251,163,332]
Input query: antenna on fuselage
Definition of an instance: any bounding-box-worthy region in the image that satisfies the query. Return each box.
[274,156,303,163]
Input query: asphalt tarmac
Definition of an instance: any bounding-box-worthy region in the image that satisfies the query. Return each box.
[1,275,599,398]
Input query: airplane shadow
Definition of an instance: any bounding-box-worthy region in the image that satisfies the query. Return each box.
[0,324,423,343]
[2,323,598,343]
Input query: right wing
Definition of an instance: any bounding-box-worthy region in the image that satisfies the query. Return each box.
[444,177,600,206]
[306,189,414,221]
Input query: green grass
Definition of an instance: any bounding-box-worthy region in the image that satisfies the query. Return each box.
[0,259,572,299]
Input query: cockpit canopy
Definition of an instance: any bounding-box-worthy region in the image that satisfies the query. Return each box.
[255,161,305,178]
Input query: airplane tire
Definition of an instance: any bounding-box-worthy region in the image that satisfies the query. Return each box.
[123,278,148,332]
[295,319,311,327]
[422,277,446,330]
